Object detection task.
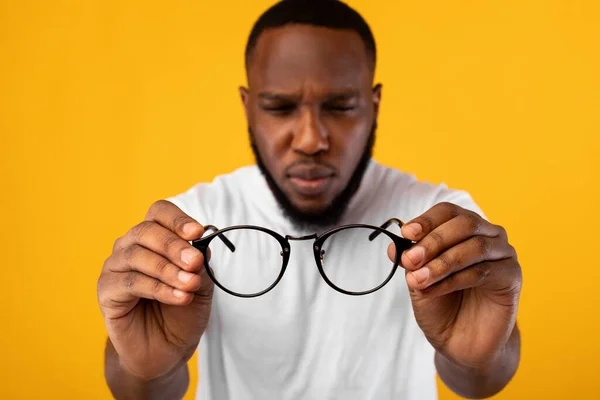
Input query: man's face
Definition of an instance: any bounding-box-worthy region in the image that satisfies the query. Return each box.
[241,25,381,228]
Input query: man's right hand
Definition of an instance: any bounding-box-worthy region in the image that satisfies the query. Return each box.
[97,200,214,381]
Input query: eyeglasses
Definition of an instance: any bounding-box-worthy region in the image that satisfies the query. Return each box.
[191,218,414,298]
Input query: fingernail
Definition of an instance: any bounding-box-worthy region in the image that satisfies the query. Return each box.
[182,222,199,236]
[405,246,424,266]
[181,248,200,264]
[173,289,186,298]
[404,223,422,238]
[178,270,194,283]
[411,267,430,284]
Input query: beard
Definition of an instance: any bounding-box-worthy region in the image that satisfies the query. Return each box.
[249,122,377,232]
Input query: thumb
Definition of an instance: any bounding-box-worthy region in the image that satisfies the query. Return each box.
[181,266,214,338]
[195,266,215,300]
[387,242,396,263]
[405,269,423,299]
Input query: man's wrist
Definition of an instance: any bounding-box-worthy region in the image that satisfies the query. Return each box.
[105,339,190,400]
[435,325,521,399]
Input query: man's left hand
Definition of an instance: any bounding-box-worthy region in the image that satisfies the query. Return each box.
[388,202,522,368]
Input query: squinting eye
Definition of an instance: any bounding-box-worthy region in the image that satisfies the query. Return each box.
[262,104,296,115]
[324,105,356,112]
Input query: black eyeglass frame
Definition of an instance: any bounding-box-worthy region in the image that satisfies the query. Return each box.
[191,218,414,298]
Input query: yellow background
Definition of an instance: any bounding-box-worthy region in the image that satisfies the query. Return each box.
[1,0,599,399]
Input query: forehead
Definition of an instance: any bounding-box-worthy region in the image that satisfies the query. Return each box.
[247,25,373,93]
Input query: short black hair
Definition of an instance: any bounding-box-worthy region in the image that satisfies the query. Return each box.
[245,0,376,72]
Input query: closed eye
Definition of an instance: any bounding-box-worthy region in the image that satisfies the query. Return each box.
[326,105,355,111]
[323,104,357,113]
[261,104,297,115]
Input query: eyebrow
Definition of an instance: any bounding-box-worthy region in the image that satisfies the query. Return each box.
[258,92,298,102]
[258,90,361,103]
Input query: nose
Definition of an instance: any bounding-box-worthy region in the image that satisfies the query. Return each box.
[291,107,329,156]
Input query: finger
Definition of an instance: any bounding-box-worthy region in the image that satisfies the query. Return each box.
[411,258,515,299]
[400,202,463,241]
[145,200,204,241]
[117,221,204,273]
[107,244,204,293]
[406,235,514,290]
[400,212,502,271]
[103,271,194,307]
[387,238,415,263]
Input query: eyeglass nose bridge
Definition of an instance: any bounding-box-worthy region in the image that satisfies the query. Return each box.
[279,233,321,257]
[285,233,319,241]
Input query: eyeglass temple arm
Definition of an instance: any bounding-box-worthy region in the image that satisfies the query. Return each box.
[203,225,236,252]
[368,218,405,241]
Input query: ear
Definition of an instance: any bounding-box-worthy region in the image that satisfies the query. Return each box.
[372,83,382,120]
[239,86,250,120]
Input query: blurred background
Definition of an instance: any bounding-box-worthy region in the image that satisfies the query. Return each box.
[1,0,599,399]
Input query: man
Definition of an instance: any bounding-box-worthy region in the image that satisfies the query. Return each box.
[97,1,522,399]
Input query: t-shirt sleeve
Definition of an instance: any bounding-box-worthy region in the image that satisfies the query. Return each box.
[393,173,487,223]
[165,183,213,226]
[432,187,488,221]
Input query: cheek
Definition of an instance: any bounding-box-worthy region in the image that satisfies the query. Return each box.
[328,119,371,161]
[252,119,293,169]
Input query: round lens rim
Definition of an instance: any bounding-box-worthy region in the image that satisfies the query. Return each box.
[193,225,290,298]
[313,224,407,296]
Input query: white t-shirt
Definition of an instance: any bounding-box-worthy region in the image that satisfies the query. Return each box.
[168,159,484,400]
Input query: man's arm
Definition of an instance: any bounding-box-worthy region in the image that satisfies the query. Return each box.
[104,338,190,400]
[435,323,521,399]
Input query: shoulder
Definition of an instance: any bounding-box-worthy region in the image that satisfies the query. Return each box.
[366,161,486,220]
[166,165,264,223]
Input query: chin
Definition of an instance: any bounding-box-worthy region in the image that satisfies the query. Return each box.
[288,195,331,214]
